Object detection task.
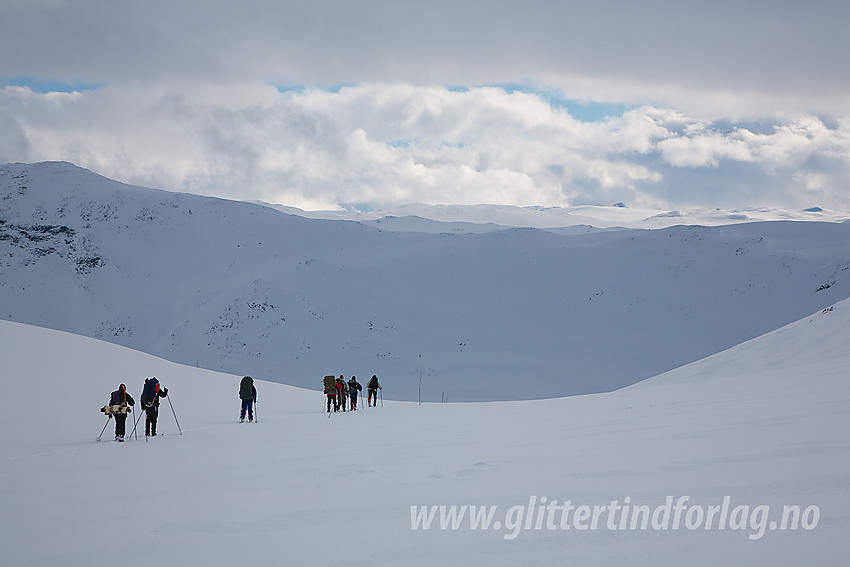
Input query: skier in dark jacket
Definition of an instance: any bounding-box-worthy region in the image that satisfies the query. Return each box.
[141,377,168,437]
[337,376,349,412]
[367,375,381,407]
[108,383,135,441]
[348,376,362,410]
[239,376,257,422]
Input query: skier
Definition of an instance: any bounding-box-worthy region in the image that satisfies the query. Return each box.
[107,383,135,441]
[348,376,362,410]
[337,375,349,412]
[323,375,338,413]
[367,375,381,407]
[239,376,257,422]
[141,377,168,437]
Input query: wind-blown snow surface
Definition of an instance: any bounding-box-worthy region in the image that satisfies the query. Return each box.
[1,300,848,566]
[2,161,850,401]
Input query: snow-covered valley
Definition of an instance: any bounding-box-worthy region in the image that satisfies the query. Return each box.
[2,162,849,401]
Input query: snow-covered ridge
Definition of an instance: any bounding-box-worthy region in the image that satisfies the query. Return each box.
[2,161,850,401]
[256,200,850,233]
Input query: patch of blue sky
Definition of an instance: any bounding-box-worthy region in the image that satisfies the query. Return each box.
[275,84,307,95]
[387,139,466,150]
[274,83,355,95]
[3,76,104,93]
[559,98,636,123]
[387,138,417,148]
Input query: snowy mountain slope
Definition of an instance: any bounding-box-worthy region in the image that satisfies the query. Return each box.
[1,300,847,566]
[2,161,850,401]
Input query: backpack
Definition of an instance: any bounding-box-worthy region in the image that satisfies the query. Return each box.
[239,376,254,400]
[110,389,122,405]
[141,377,159,406]
[368,376,378,389]
[323,375,337,395]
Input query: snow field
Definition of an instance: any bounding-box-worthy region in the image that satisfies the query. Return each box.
[2,298,848,565]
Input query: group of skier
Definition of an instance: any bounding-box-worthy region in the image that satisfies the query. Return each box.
[102,372,383,442]
[101,377,169,441]
[323,374,381,413]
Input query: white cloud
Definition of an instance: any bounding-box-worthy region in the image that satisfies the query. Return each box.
[658,133,753,168]
[1,82,849,211]
[656,115,850,180]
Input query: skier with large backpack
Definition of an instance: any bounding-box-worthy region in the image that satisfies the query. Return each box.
[140,377,168,437]
[348,376,362,410]
[367,375,381,407]
[239,376,257,422]
[323,375,338,413]
[103,383,135,441]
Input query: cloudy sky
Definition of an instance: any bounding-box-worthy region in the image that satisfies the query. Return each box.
[1,0,848,211]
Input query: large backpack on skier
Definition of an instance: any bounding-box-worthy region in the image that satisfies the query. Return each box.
[109,389,122,405]
[368,376,379,390]
[323,375,337,395]
[141,377,159,407]
[239,376,255,400]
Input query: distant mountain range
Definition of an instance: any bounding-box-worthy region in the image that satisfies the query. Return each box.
[2,161,849,401]
[254,199,850,233]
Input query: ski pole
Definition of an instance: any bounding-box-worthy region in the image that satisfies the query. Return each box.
[131,405,142,441]
[254,400,258,423]
[380,388,383,407]
[166,394,182,435]
[131,388,146,441]
[96,415,111,442]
